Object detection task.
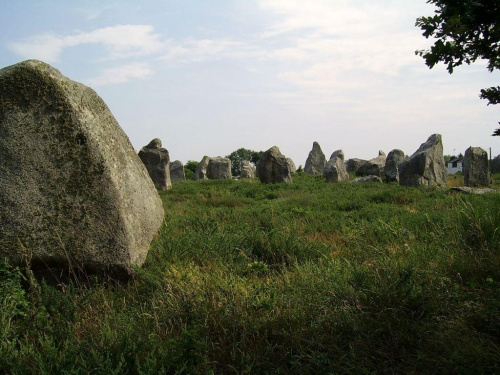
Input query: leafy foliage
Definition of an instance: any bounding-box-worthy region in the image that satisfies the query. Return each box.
[416,0,500,135]
[184,160,199,180]
[225,148,262,176]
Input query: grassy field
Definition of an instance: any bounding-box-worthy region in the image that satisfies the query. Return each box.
[1,174,500,374]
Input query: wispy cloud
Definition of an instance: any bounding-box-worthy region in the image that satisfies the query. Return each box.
[87,62,153,86]
[158,38,263,64]
[9,25,163,62]
[257,0,428,100]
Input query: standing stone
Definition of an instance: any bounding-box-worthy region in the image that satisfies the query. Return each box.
[304,142,327,175]
[138,138,172,190]
[287,158,297,174]
[256,146,292,184]
[170,160,186,182]
[323,150,349,183]
[194,156,211,180]
[346,158,368,174]
[356,151,386,177]
[207,157,232,179]
[384,149,406,182]
[399,134,448,187]
[463,146,490,187]
[0,60,164,277]
[240,160,256,178]
[330,149,345,161]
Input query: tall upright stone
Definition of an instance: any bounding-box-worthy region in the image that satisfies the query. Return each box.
[384,149,406,182]
[0,60,164,277]
[170,160,186,182]
[138,138,172,190]
[207,157,232,179]
[194,156,211,181]
[287,158,297,174]
[323,150,349,183]
[240,160,256,179]
[399,134,447,187]
[256,146,292,184]
[304,142,327,175]
[356,151,386,177]
[463,146,490,187]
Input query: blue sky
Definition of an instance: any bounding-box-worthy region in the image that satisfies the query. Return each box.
[1,0,499,166]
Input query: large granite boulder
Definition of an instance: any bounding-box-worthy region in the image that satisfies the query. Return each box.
[330,149,345,161]
[384,149,406,182]
[304,141,326,175]
[240,160,256,179]
[356,151,386,177]
[138,138,172,190]
[323,150,349,183]
[207,157,232,179]
[346,158,367,174]
[0,60,164,277]
[287,158,297,174]
[399,134,448,187]
[463,146,490,187]
[256,146,292,184]
[170,160,186,182]
[194,156,210,180]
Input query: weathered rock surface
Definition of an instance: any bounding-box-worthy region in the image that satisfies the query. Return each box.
[384,149,406,182]
[304,142,326,175]
[356,151,386,177]
[352,175,383,183]
[287,158,297,174]
[170,160,186,182]
[138,138,172,190]
[256,146,292,184]
[463,146,490,187]
[0,60,164,277]
[330,149,345,161]
[207,157,232,179]
[399,134,448,187]
[323,150,349,183]
[240,160,256,179]
[448,187,497,195]
[194,156,210,180]
[346,158,367,174]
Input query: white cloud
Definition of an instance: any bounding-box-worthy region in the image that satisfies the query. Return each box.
[256,0,431,100]
[87,62,153,86]
[158,38,263,64]
[9,25,163,62]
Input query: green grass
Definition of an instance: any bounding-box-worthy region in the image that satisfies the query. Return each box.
[1,174,500,374]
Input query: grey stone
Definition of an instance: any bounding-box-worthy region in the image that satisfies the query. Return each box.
[352,175,383,183]
[323,152,349,183]
[138,138,172,190]
[207,157,232,179]
[240,160,256,179]
[0,60,164,277]
[304,142,326,175]
[256,146,292,184]
[287,158,297,174]
[356,152,386,177]
[448,187,497,195]
[194,156,211,181]
[330,149,345,161]
[170,160,186,182]
[399,134,448,187]
[463,146,490,187]
[384,149,406,182]
[346,158,367,174]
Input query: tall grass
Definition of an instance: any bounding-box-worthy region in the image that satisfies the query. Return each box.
[1,174,499,374]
